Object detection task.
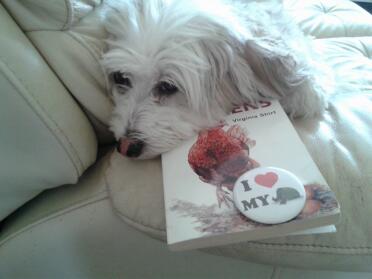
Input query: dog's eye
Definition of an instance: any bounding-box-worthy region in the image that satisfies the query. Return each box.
[156,81,178,96]
[112,71,132,88]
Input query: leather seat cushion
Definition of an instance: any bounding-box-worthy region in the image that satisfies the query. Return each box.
[0,4,97,220]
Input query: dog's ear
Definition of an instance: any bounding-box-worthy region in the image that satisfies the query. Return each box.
[243,38,303,98]
[198,36,267,110]
[196,28,284,110]
[212,34,313,104]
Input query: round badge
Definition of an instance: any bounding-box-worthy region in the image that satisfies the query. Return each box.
[233,167,306,224]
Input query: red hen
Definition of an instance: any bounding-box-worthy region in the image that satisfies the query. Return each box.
[188,125,259,207]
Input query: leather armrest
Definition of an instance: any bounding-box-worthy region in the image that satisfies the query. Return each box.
[0,3,97,220]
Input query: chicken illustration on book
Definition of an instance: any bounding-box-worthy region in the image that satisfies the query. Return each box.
[188,125,258,207]
[178,124,339,231]
[164,101,340,247]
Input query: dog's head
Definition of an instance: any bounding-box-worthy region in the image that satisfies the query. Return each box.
[101,0,264,159]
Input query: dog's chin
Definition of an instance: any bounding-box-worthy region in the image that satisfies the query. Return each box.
[120,143,180,160]
[132,149,160,160]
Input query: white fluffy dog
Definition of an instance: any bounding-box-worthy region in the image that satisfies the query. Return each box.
[101,0,333,159]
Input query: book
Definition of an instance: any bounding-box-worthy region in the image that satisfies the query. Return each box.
[161,100,340,251]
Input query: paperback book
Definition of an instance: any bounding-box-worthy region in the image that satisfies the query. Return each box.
[162,100,340,251]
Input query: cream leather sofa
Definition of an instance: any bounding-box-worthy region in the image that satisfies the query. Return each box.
[0,0,371,278]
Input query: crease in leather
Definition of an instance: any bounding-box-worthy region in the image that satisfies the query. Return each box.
[102,153,166,234]
[25,30,112,126]
[2,0,71,32]
[269,267,281,279]
[0,194,108,248]
[0,59,84,176]
[66,30,109,93]
[360,41,371,58]
[327,13,348,37]
[314,4,348,37]
[113,209,166,240]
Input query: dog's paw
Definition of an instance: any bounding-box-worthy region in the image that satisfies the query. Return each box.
[280,79,329,118]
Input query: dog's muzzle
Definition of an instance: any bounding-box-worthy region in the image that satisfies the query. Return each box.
[117,138,144,158]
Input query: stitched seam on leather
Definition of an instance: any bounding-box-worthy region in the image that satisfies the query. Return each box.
[66,31,109,93]
[113,209,166,238]
[245,242,372,254]
[0,194,107,248]
[0,59,84,175]
[62,0,73,30]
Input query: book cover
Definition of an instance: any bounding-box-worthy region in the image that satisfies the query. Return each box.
[162,100,340,251]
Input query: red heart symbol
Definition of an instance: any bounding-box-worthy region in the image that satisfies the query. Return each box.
[255,172,278,188]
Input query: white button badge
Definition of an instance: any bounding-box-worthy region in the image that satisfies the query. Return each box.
[233,167,306,224]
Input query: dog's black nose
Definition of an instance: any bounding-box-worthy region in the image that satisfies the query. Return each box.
[126,140,144,157]
[117,138,144,158]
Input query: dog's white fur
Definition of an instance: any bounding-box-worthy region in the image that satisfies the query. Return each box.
[101,0,334,159]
